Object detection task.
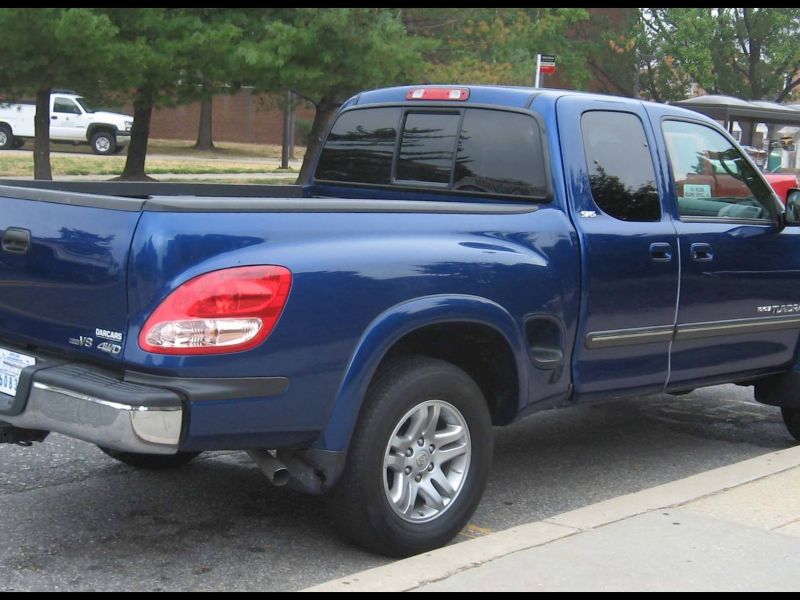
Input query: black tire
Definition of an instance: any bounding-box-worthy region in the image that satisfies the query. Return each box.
[328,355,493,557]
[90,130,117,155]
[0,125,14,150]
[99,446,202,470]
[781,407,800,442]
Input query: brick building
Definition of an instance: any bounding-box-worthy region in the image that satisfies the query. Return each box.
[130,89,313,146]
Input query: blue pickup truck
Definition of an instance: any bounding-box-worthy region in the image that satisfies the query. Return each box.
[3,85,800,557]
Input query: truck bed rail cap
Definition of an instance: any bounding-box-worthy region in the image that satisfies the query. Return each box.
[144,196,539,215]
[0,184,144,212]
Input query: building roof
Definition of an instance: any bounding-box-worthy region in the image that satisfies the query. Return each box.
[674,95,800,125]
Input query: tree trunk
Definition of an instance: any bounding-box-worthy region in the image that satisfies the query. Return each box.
[119,90,155,181]
[195,95,214,150]
[297,99,340,185]
[33,87,52,181]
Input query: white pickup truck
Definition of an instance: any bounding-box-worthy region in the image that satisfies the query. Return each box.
[0,93,133,155]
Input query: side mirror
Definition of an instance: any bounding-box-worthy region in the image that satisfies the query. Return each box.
[785,188,800,226]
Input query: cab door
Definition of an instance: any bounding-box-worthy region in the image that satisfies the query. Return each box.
[50,97,85,141]
[557,97,679,398]
[652,113,800,389]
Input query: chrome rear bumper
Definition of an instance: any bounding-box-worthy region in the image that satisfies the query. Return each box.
[1,362,183,455]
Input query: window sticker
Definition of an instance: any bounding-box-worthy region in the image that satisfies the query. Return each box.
[683,184,712,199]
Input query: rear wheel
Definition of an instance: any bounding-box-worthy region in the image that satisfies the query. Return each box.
[90,130,117,155]
[98,447,202,470]
[0,125,14,150]
[329,356,493,557]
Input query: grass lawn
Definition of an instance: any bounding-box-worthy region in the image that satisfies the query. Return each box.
[148,139,306,161]
[0,139,304,179]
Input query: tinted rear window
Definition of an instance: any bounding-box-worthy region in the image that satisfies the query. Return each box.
[397,113,460,185]
[316,106,548,200]
[455,110,547,197]
[316,107,400,185]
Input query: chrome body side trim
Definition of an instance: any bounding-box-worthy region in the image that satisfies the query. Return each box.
[585,326,674,349]
[586,315,800,350]
[675,315,800,341]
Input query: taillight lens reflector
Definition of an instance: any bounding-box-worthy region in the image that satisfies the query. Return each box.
[140,266,292,355]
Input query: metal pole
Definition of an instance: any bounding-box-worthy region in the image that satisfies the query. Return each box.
[281,90,291,170]
[288,92,296,160]
[534,54,542,89]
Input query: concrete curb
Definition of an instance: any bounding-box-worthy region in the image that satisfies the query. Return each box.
[303,446,800,592]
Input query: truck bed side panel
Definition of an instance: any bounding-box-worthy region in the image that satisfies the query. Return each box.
[125,206,579,450]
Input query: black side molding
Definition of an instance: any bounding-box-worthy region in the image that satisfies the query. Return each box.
[123,371,289,402]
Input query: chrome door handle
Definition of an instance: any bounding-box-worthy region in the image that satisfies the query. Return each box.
[650,242,673,262]
[691,243,714,262]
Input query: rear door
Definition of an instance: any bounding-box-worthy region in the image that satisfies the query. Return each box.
[0,188,142,363]
[557,97,679,397]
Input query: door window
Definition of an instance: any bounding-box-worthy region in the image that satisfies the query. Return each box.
[662,120,775,221]
[581,111,661,222]
[53,98,81,115]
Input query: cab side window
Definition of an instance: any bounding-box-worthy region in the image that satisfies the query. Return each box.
[581,111,661,222]
[662,120,775,221]
[53,98,81,115]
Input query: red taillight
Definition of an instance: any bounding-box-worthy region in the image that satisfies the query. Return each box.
[139,266,292,355]
[406,88,470,102]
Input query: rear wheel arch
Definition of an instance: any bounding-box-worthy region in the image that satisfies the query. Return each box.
[318,296,528,453]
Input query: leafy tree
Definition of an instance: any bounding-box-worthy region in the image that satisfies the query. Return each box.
[402,8,591,88]
[182,9,250,151]
[239,8,433,183]
[642,8,800,102]
[100,8,247,180]
[0,8,120,179]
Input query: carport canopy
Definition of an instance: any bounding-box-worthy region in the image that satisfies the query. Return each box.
[674,96,800,146]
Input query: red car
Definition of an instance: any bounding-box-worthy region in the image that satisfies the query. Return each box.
[764,173,799,204]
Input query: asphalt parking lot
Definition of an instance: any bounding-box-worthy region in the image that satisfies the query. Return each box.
[0,384,794,592]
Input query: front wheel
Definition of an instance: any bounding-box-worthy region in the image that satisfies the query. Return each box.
[98,447,202,470]
[90,130,117,155]
[781,407,800,442]
[329,356,493,557]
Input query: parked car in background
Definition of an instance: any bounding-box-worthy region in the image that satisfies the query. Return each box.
[764,173,800,204]
[740,144,800,203]
[0,93,132,155]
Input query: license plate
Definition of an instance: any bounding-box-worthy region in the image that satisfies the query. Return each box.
[0,347,36,397]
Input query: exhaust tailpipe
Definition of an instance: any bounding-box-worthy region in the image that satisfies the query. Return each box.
[247,450,290,487]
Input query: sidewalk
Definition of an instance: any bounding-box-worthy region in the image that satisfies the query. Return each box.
[307,447,800,592]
